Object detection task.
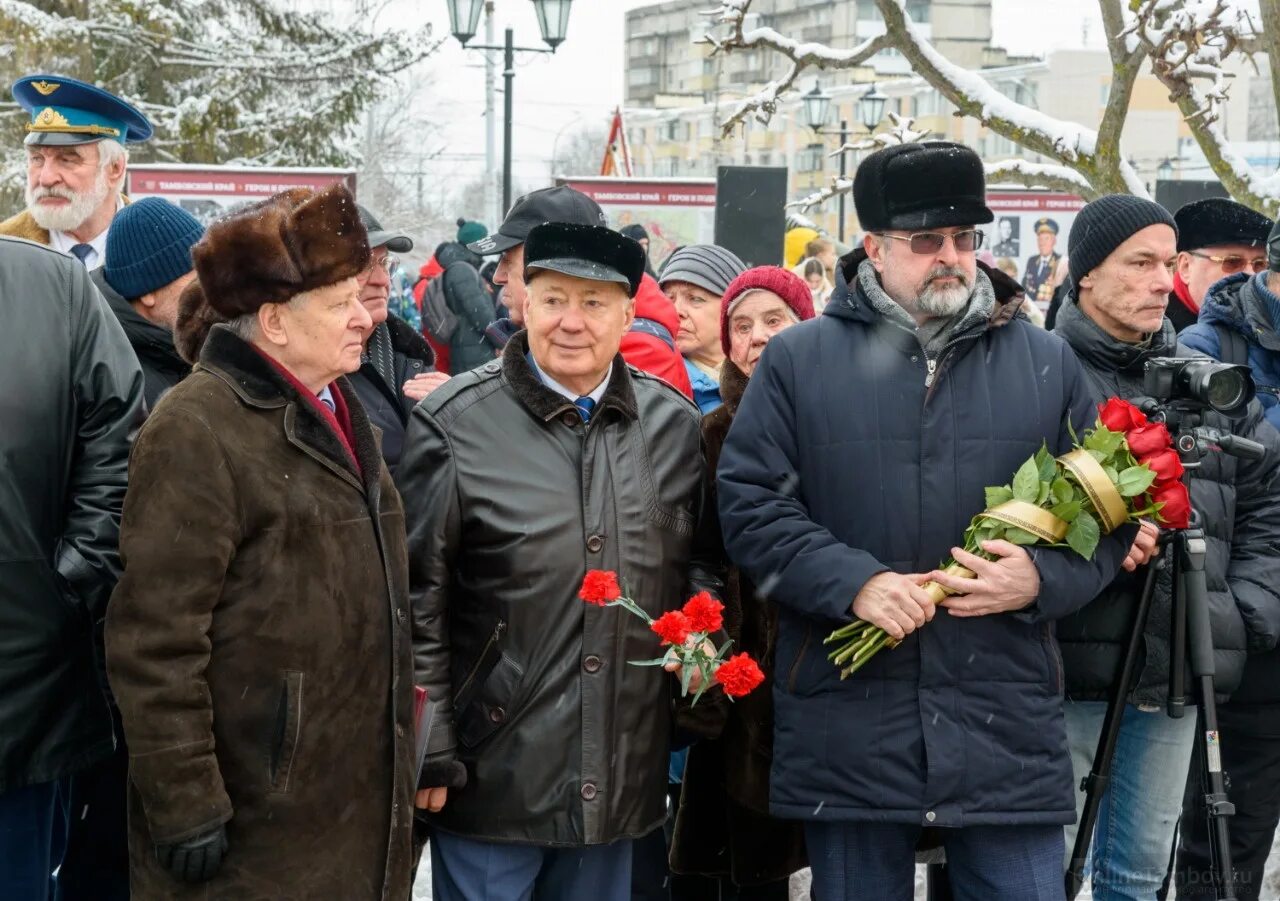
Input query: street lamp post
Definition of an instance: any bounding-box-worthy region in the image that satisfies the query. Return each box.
[802,81,888,244]
[446,0,573,215]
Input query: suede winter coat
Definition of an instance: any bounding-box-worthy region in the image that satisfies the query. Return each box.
[106,326,418,900]
[0,237,143,794]
[670,359,807,886]
[395,332,724,847]
[1053,297,1280,706]
[717,251,1135,827]
[91,267,189,411]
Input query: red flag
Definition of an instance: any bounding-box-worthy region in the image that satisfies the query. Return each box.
[600,107,633,177]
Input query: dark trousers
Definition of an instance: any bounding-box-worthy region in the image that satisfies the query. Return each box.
[1174,702,1280,900]
[431,828,633,901]
[55,736,130,901]
[0,777,70,900]
[805,821,1064,901]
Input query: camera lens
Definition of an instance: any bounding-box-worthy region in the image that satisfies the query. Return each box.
[1204,369,1247,411]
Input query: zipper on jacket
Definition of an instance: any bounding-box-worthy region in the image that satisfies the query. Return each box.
[924,332,983,403]
[454,620,506,706]
[924,356,937,388]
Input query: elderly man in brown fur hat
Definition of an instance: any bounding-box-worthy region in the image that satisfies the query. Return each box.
[105,183,436,899]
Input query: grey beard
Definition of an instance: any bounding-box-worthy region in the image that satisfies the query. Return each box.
[26,172,112,232]
[916,269,971,317]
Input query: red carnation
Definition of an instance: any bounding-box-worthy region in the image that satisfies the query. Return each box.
[651,610,692,646]
[715,653,766,698]
[1098,397,1147,433]
[1152,481,1192,529]
[1140,448,1184,485]
[580,570,621,606]
[1126,421,1173,457]
[681,591,724,634]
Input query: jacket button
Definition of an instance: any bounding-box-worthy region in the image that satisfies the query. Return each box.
[396,724,406,738]
[583,655,602,673]
[586,534,604,553]
[581,782,598,801]
[561,411,578,427]
[488,707,506,724]
[925,811,936,823]
[483,362,500,374]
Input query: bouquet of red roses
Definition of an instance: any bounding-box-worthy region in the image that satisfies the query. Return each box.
[825,397,1189,679]
[579,570,765,704]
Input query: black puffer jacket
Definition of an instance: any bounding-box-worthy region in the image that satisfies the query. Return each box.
[0,237,144,793]
[91,268,189,412]
[435,242,497,374]
[1053,296,1280,705]
[349,314,435,472]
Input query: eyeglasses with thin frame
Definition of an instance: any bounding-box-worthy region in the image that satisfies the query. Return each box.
[361,253,393,280]
[876,229,985,255]
[1187,250,1268,275]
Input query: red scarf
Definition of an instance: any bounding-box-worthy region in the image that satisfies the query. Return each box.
[1171,272,1199,319]
[253,349,362,477]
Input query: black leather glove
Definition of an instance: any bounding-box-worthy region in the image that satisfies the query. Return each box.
[155,825,228,883]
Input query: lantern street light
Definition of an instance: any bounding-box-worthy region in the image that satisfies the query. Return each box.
[447,0,575,214]
[802,81,889,243]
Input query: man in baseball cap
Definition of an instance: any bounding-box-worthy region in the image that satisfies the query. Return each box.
[470,185,607,347]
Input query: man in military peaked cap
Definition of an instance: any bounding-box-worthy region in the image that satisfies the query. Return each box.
[397,221,723,901]
[0,74,152,268]
[1023,216,1062,309]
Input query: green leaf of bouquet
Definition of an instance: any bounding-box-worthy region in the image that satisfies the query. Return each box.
[1050,499,1083,522]
[985,485,1015,508]
[1087,449,1109,462]
[1085,427,1125,456]
[1067,510,1100,559]
[628,658,672,666]
[1103,464,1119,484]
[1036,443,1057,481]
[1012,456,1040,503]
[681,664,694,696]
[1036,480,1051,505]
[1052,478,1074,504]
[1117,465,1158,497]
[1004,527,1042,545]
[1067,415,1081,446]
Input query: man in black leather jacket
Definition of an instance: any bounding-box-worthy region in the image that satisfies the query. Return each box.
[0,236,143,899]
[398,223,723,901]
[1052,195,1280,901]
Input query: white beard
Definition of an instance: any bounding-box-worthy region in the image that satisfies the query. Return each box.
[26,168,113,233]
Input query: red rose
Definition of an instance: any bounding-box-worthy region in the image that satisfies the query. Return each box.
[681,591,724,634]
[1140,449,1184,485]
[579,570,621,606]
[1098,397,1147,432]
[651,610,692,646]
[1125,422,1173,457]
[1151,481,1191,529]
[715,653,766,698]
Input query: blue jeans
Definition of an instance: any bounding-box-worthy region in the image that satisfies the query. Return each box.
[805,821,1065,901]
[0,778,70,900]
[1064,700,1197,900]
[431,828,633,901]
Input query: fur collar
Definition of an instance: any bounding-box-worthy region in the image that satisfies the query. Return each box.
[0,210,51,245]
[197,325,385,494]
[717,358,750,418]
[501,330,638,422]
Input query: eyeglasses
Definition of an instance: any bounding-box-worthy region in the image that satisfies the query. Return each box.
[361,254,392,279]
[1188,251,1268,274]
[876,229,984,255]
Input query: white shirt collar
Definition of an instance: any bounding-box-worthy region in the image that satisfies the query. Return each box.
[48,195,124,270]
[317,384,336,410]
[528,353,611,404]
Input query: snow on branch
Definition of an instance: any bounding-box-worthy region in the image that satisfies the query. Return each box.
[984,160,1100,197]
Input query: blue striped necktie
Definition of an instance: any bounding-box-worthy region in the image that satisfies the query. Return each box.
[574,396,595,423]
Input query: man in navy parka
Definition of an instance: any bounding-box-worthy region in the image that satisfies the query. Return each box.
[716,142,1139,901]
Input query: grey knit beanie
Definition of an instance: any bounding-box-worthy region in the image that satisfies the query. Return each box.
[658,244,747,297]
[1068,195,1178,288]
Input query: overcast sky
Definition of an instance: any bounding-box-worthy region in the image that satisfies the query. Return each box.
[367,0,1136,213]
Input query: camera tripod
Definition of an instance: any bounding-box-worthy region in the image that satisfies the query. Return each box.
[1064,515,1237,900]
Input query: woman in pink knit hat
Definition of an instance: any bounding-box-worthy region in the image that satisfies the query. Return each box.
[669,266,815,899]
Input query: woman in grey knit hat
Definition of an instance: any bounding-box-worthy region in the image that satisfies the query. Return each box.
[659,244,747,413]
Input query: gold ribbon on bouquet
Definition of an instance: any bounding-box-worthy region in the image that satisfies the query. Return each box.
[1057,449,1129,534]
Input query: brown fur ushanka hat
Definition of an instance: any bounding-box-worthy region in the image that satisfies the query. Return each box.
[191,183,370,319]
